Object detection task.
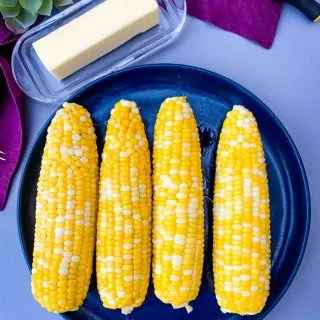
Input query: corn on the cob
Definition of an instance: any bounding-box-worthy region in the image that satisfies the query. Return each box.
[32,102,98,313]
[152,97,204,312]
[96,100,152,315]
[213,105,271,315]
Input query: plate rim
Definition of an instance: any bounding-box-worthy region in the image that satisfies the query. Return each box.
[17,63,311,320]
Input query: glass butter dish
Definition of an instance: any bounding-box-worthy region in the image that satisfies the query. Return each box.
[12,0,186,104]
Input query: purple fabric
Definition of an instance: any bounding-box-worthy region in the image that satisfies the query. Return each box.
[0,20,23,211]
[187,0,283,48]
[0,20,11,44]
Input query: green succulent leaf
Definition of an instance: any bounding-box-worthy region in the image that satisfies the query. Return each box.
[38,0,53,16]
[16,8,37,26]
[0,2,20,17]
[19,0,42,14]
[53,0,73,7]
[5,8,37,33]
[5,17,26,34]
[0,0,18,7]
[2,0,78,34]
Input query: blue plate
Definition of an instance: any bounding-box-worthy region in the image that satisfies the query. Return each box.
[18,64,310,320]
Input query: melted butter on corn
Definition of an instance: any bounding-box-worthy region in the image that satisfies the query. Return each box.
[152,97,204,311]
[96,100,152,314]
[213,105,271,315]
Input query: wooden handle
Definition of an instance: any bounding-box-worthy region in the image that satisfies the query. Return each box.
[285,0,320,22]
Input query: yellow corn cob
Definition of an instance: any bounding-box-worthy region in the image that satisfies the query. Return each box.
[96,100,152,315]
[152,97,204,312]
[213,105,271,315]
[32,103,98,313]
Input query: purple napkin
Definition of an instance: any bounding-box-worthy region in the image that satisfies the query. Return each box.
[0,20,23,211]
[187,0,283,48]
[0,20,11,44]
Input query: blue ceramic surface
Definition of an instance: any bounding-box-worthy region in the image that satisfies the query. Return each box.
[17,64,310,320]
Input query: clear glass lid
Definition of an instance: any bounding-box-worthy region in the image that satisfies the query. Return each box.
[12,0,186,104]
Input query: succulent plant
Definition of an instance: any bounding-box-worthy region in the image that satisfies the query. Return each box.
[0,0,75,34]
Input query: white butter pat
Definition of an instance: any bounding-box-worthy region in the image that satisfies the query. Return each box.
[33,0,160,80]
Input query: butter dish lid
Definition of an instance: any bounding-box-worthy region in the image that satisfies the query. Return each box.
[12,0,186,104]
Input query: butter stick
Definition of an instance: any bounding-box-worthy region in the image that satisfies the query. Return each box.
[33,0,160,80]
